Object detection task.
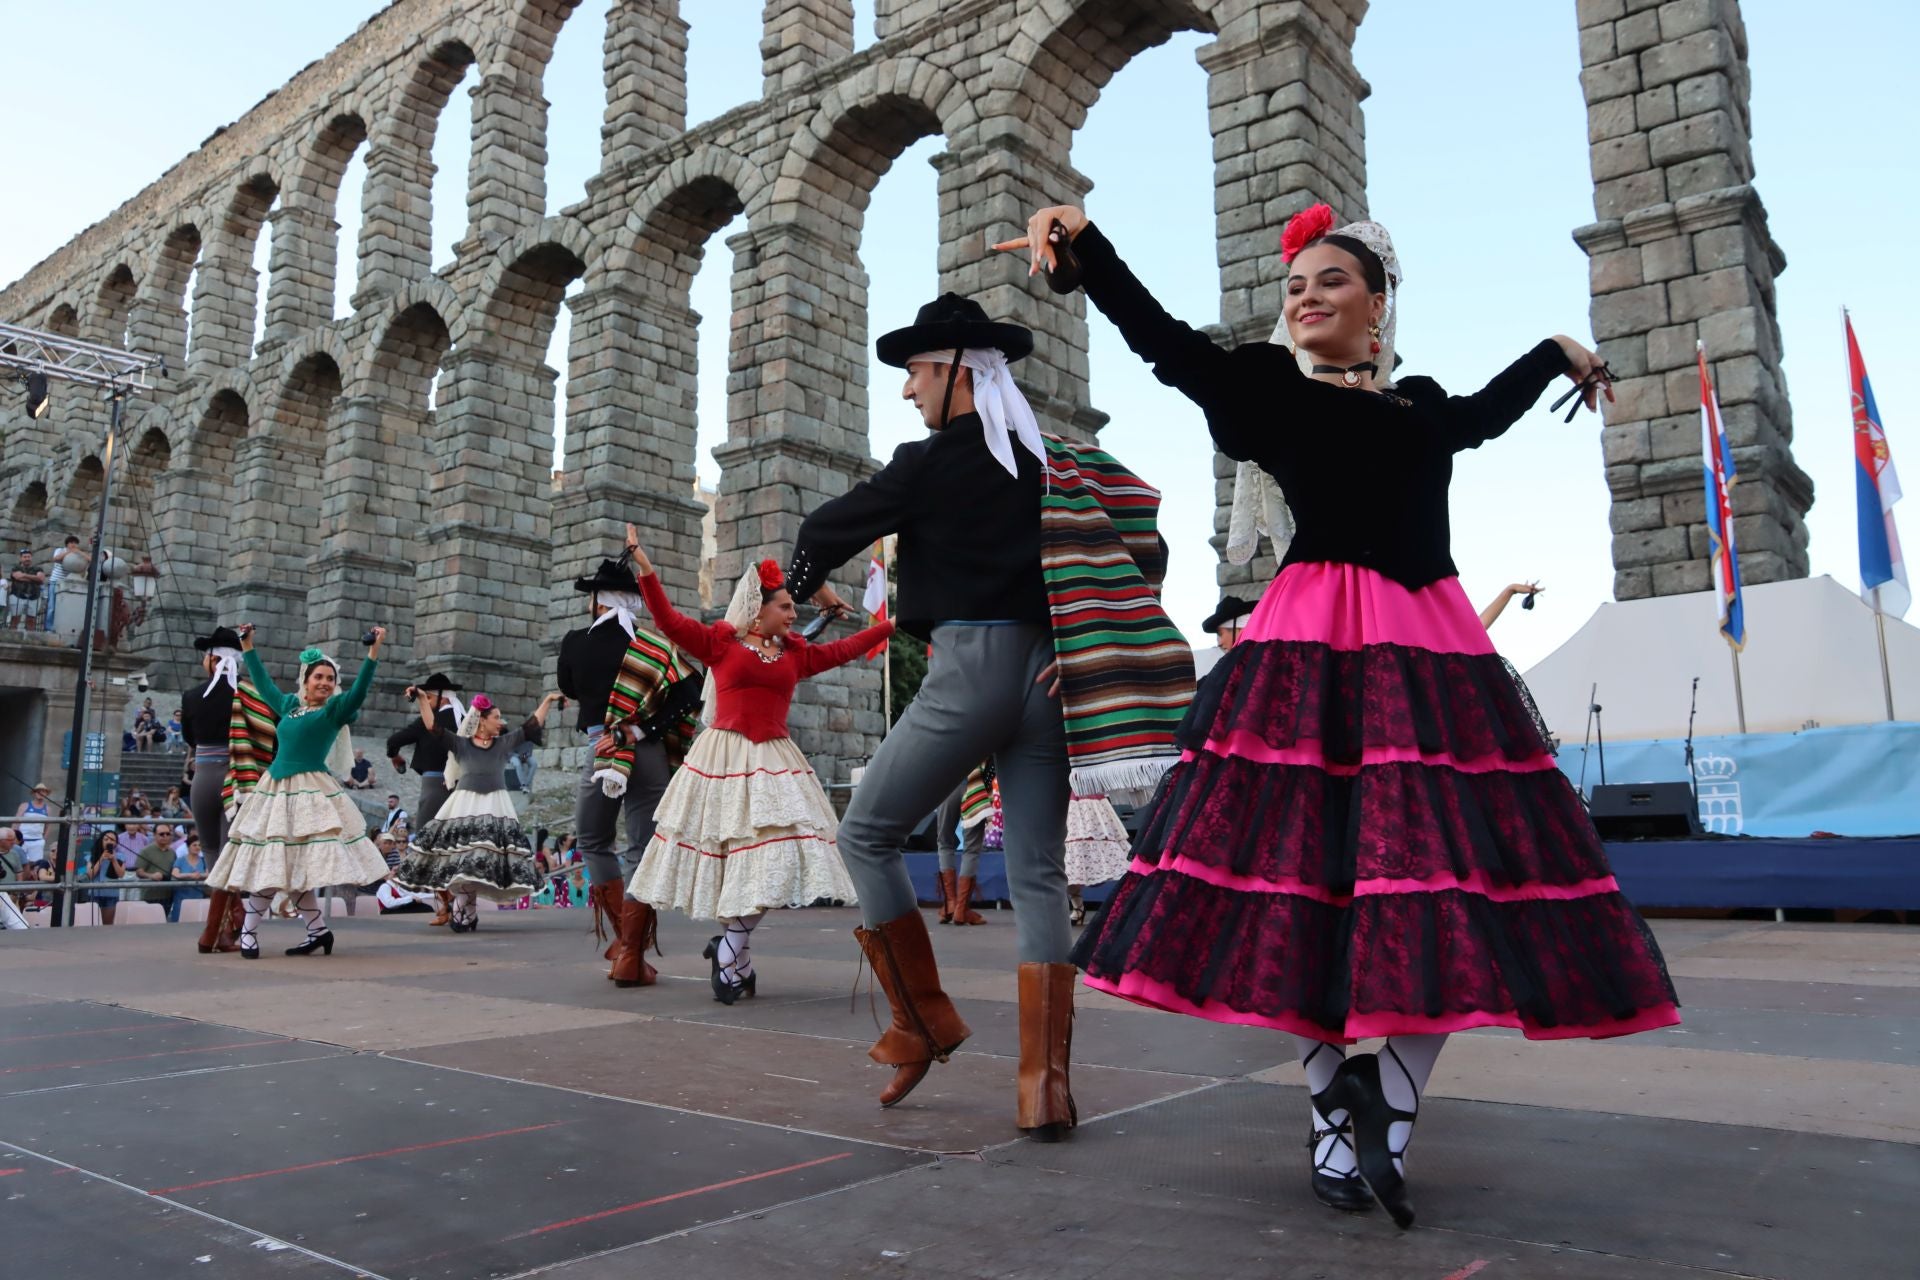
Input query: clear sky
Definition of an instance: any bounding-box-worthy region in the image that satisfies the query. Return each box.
[3,1,1914,671]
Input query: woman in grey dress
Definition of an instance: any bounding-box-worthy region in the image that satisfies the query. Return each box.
[391,690,562,932]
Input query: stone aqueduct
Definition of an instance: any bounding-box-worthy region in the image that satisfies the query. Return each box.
[0,0,1806,781]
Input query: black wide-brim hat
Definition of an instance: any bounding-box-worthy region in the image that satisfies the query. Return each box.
[875,293,1033,368]
[193,626,245,652]
[1202,595,1256,634]
[414,672,463,693]
[573,558,639,594]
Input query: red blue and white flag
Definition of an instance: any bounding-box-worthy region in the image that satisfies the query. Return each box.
[862,541,889,660]
[1699,343,1745,649]
[1847,312,1908,618]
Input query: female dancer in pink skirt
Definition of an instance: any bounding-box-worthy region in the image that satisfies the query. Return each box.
[1002,202,1679,1229]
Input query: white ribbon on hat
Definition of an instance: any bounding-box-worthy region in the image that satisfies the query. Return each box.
[590,590,645,640]
[202,647,241,697]
[910,348,1046,480]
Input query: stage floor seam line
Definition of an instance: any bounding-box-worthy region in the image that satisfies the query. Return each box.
[371,1047,1012,1157]
[0,1049,347,1100]
[0,1139,390,1280]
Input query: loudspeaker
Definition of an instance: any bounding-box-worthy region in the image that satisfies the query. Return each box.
[1588,782,1702,840]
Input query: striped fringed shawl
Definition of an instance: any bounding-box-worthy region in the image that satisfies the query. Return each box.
[222,678,278,819]
[1041,439,1195,801]
[959,762,994,830]
[590,626,698,797]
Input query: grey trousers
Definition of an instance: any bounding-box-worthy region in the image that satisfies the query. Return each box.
[574,730,671,889]
[416,775,450,827]
[839,624,1070,964]
[189,757,228,857]
[934,779,984,878]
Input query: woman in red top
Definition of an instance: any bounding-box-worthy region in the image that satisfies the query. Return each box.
[624,530,894,1003]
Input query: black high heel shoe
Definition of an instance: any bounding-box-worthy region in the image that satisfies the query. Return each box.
[703,936,742,1005]
[1338,1053,1417,1229]
[1306,1113,1373,1211]
[240,934,260,960]
[285,929,335,957]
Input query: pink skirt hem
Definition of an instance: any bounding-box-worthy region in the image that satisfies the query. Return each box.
[1191,734,1559,776]
[1241,563,1495,655]
[1128,854,1626,906]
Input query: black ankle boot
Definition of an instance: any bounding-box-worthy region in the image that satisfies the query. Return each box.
[285,929,335,957]
[1338,1053,1416,1229]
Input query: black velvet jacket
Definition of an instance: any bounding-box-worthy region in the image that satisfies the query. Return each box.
[385,705,458,774]
[556,620,702,739]
[179,681,232,752]
[1074,223,1572,590]
[787,412,1050,639]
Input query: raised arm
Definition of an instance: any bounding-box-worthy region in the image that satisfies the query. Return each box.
[331,653,379,723]
[1426,339,1578,452]
[241,647,289,711]
[635,569,722,665]
[796,619,896,678]
[786,444,922,603]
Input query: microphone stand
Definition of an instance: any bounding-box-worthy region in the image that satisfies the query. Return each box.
[1593,699,1608,786]
[1683,675,1700,816]
[1578,681,1599,797]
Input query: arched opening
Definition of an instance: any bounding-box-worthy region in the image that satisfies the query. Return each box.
[265,112,366,336]
[7,481,48,550]
[1070,26,1218,646]
[334,134,371,320]
[146,224,204,371]
[65,455,105,533]
[540,0,611,214]
[397,39,478,272]
[857,132,940,464]
[118,428,173,607]
[44,304,78,337]
[191,390,249,478]
[197,173,278,367]
[227,352,342,643]
[92,265,138,347]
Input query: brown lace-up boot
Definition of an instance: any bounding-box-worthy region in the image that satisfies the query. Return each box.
[854,911,971,1106]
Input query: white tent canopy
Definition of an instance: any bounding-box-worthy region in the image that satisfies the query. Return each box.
[1520,575,1920,741]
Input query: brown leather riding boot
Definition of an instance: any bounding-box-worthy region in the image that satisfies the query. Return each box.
[1016,962,1078,1141]
[950,875,986,926]
[197,889,240,954]
[430,891,452,927]
[854,911,971,1107]
[935,869,956,924]
[588,881,624,966]
[609,896,659,988]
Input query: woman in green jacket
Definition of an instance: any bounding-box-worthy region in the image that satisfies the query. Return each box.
[206,625,391,958]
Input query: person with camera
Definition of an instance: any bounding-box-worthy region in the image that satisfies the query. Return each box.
[391,688,562,933]
[623,532,887,1004]
[87,831,128,925]
[204,624,391,958]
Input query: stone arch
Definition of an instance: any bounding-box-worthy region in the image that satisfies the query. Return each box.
[991,0,1220,146]
[133,223,204,373]
[43,302,78,336]
[256,332,352,440]
[349,285,464,401]
[601,146,762,294]
[119,426,173,561]
[6,479,49,548]
[360,34,482,290]
[773,56,977,241]
[263,109,370,341]
[62,454,105,530]
[188,388,250,477]
[474,216,592,360]
[88,263,139,346]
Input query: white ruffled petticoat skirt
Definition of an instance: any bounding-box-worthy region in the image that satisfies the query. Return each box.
[206,771,390,894]
[1064,793,1132,887]
[628,729,856,920]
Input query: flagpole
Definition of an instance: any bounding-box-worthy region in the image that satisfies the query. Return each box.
[881,539,892,728]
[1873,587,1895,720]
[1728,643,1748,734]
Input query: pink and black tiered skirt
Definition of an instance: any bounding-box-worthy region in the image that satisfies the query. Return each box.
[1072,563,1680,1043]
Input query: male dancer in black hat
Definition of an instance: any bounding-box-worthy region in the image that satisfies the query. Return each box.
[181,626,253,953]
[387,672,464,926]
[785,294,1078,1137]
[558,551,699,988]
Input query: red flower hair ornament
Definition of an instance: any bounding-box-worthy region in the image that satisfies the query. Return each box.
[757,559,786,591]
[1280,203,1336,264]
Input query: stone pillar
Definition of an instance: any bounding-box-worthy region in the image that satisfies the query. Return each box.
[412,351,554,710]
[547,282,708,651]
[1197,2,1370,600]
[306,394,427,732]
[761,0,854,94]
[603,2,688,162]
[468,74,550,245]
[932,139,1106,444]
[186,259,259,376]
[357,146,436,301]
[226,435,320,646]
[262,204,338,346]
[1574,0,1809,598]
[141,464,222,682]
[718,222,882,782]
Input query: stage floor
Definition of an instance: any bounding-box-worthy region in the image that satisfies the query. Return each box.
[1,908,1914,1278]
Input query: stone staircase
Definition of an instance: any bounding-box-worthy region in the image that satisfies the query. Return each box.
[116,749,189,810]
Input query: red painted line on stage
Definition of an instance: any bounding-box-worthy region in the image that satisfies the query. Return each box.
[512,1151,856,1238]
[1441,1261,1491,1280]
[149,1121,568,1195]
[0,1168,24,1176]
[0,1023,165,1046]
[0,1039,284,1076]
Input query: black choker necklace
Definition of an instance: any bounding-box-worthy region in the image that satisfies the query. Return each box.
[1311,360,1378,388]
